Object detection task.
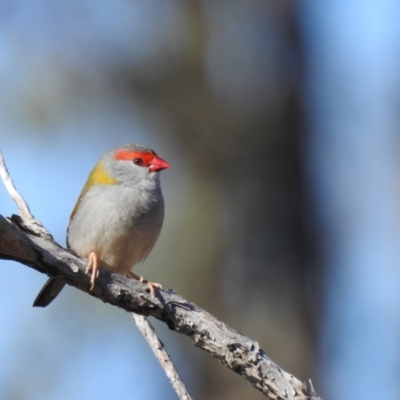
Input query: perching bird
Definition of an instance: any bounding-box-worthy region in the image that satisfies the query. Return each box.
[33,143,170,307]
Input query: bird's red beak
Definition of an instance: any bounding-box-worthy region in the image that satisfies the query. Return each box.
[149,155,170,172]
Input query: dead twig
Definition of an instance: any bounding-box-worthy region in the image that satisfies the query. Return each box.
[131,314,192,400]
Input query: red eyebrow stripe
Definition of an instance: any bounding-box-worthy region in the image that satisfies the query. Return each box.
[114,150,155,163]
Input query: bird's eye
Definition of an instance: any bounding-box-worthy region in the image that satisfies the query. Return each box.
[133,158,143,166]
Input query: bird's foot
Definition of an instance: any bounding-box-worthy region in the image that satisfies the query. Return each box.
[128,271,162,299]
[85,252,99,291]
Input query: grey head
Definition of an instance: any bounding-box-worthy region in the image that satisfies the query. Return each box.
[100,143,170,188]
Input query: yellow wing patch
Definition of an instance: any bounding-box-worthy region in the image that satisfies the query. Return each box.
[70,161,119,219]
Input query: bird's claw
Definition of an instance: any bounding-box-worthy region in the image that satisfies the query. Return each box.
[130,272,161,299]
[85,252,99,291]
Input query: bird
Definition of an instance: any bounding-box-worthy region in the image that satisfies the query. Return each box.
[33,143,170,307]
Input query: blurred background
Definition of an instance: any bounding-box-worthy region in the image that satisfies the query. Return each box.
[0,1,400,399]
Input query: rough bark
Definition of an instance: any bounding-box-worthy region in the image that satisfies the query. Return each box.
[0,214,321,400]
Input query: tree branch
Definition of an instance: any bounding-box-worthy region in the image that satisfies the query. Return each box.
[0,153,322,400]
[0,152,52,240]
[131,313,192,400]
